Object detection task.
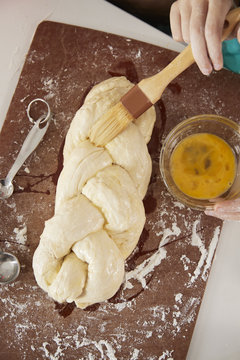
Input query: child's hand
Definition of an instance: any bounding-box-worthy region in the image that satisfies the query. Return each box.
[170,0,240,75]
[205,198,240,221]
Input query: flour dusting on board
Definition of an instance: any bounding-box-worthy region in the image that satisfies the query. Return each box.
[13,224,27,246]
[188,220,220,286]
[0,213,220,359]
[42,77,59,101]
[0,143,222,360]
[0,21,229,360]
[123,223,181,290]
[0,186,221,360]
[124,247,167,290]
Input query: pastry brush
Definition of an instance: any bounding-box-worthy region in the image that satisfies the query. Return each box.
[89,7,240,146]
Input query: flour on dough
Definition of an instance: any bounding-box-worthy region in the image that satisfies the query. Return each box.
[33,76,156,308]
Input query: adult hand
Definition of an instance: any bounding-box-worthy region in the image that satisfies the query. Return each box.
[170,0,240,75]
[205,198,240,221]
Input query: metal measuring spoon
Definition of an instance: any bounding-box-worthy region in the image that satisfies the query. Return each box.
[0,248,20,284]
[0,98,52,200]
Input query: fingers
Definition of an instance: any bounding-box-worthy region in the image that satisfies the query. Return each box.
[170,0,192,43]
[205,198,240,221]
[205,1,231,71]
[179,1,192,43]
[170,0,235,75]
[190,1,213,74]
[170,2,184,42]
[215,198,240,212]
[205,209,240,221]
[170,0,212,74]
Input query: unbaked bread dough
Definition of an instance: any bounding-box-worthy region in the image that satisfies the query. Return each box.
[32,76,156,308]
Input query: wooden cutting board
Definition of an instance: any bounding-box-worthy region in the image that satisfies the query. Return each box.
[0,21,239,360]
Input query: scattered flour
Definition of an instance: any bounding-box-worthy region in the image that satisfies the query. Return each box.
[124,224,181,290]
[159,350,174,360]
[188,220,220,285]
[175,293,183,304]
[130,348,140,360]
[42,77,58,100]
[24,167,30,174]
[0,201,221,360]
[124,247,167,290]
[202,226,220,281]
[13,224,27,245]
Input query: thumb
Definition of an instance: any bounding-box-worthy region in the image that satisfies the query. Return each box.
[237,23,240,42]
[232,22,240,41]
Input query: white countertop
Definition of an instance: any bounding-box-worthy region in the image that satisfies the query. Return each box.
[1,1,240,359]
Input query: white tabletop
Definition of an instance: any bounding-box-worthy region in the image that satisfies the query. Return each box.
[0,1,240,359]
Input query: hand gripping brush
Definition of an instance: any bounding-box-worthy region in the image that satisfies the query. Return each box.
[89,7,240,147]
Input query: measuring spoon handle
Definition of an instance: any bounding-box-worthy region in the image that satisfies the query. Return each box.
[6,117,50,183]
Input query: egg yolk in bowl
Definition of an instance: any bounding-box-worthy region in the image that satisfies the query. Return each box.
[170,133,236,200]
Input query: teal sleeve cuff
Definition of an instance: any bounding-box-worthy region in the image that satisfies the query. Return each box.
[222,38,240,74]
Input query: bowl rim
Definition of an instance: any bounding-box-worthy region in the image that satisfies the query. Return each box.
[159,114,240,210]
[163,114,240,139]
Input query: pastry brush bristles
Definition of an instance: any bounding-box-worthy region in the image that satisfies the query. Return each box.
[89,102,134,146]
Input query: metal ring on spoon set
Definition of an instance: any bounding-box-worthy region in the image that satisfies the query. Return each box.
[0,98,52,200]
[27,98,51,125]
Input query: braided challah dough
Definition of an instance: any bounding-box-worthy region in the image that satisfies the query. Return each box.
[33,76,156,309]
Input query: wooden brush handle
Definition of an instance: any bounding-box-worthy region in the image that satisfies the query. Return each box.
[138,7,240,104]
[138,45,194,104]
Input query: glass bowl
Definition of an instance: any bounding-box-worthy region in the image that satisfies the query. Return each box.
[159,114,240,210]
